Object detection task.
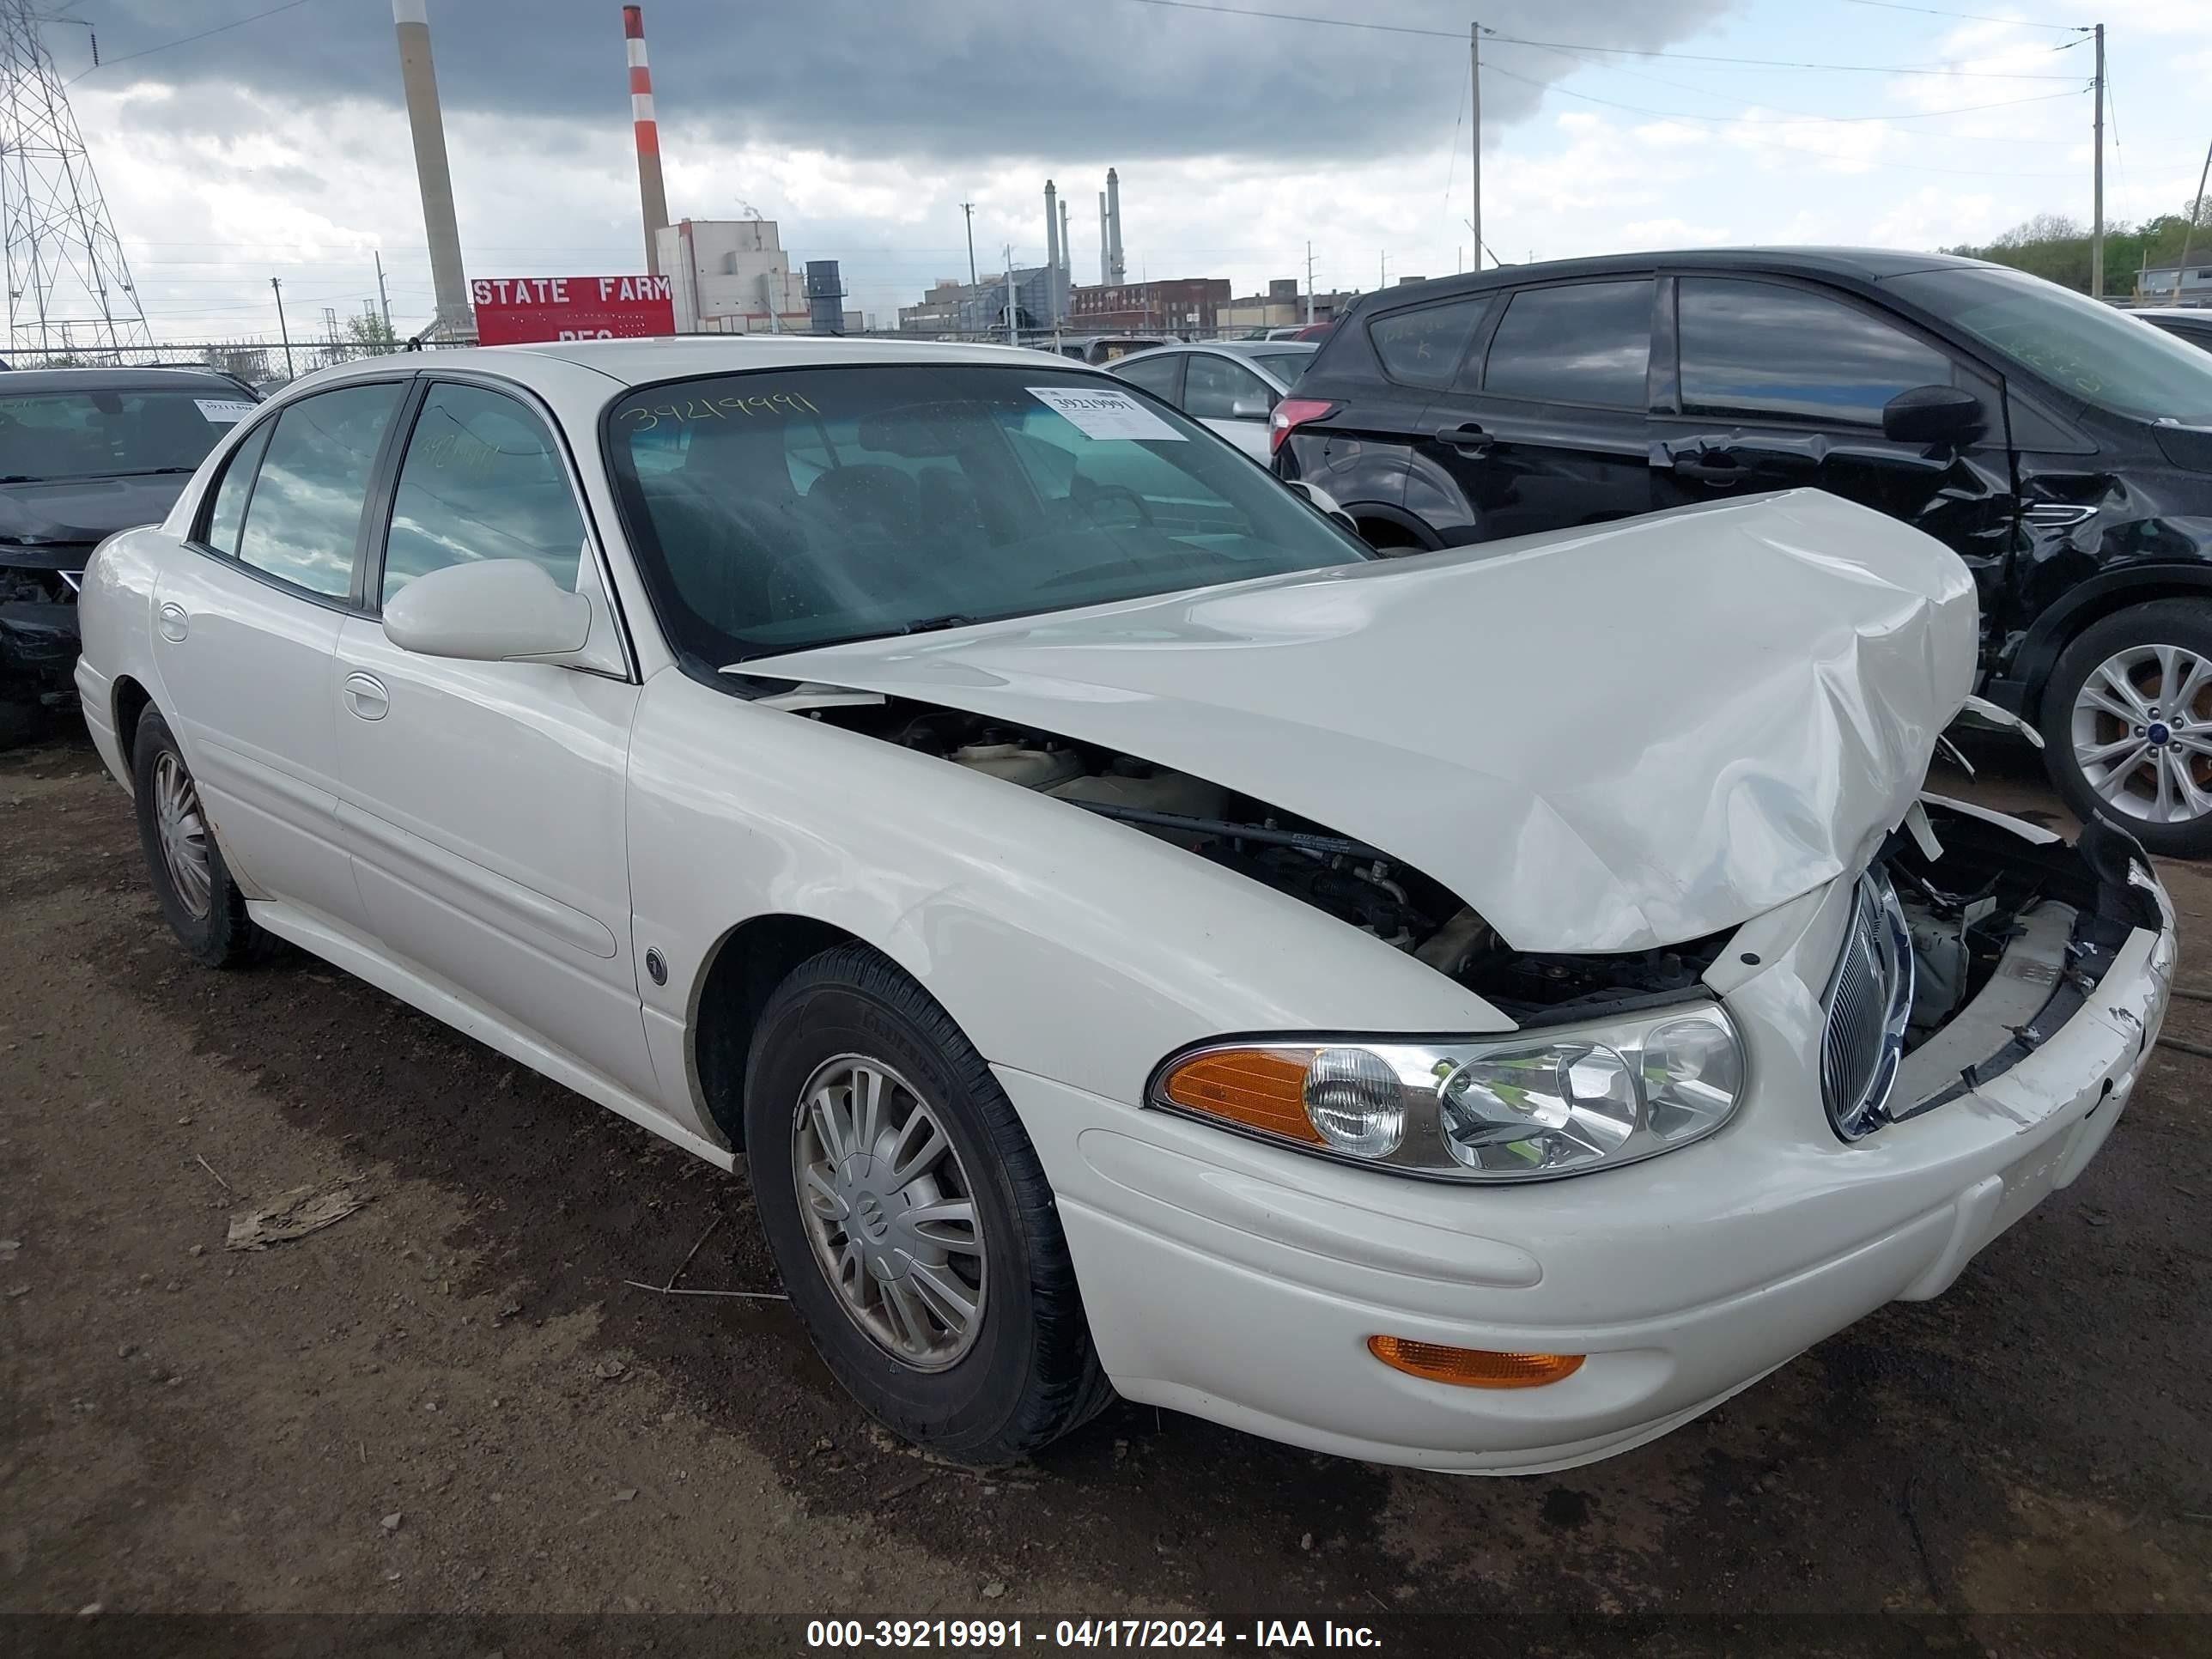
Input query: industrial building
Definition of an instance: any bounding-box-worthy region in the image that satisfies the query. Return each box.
[1218,278,1360,333]
[897,265,1060,335]
[653,217,811,333]
[1068,276,1231,334]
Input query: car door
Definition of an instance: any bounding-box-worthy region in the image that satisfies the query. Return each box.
[1411,277,1658,545]
[150,381,408,930]
[1180,352,1277,460]
[1650,274,2015,599]
[331,376,654,1100]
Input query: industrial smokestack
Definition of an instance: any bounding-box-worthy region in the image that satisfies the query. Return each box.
[391,1,471,335]
[1043,179,1060,325]
[623,6,671,276]
[1098,191,1109,285]
[1060,198,1070,293]
[1106,167,1125,285]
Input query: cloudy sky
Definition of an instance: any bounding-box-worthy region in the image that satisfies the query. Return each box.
[34,0,2212,343]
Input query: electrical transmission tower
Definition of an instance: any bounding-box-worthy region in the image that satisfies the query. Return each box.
[0,0,151,357]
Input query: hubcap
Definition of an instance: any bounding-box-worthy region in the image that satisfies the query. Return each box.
[792,1056,987,1372]
[152,750,214,920]
[2071,642,2212,826]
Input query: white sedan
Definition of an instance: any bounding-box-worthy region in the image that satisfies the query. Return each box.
[75,337,2173,1472]
[1109,340,1316,459]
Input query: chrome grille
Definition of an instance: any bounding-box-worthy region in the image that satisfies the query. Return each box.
[1820,867,1915,1140]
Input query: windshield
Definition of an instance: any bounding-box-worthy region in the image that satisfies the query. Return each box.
[0,387,249,482]
[1887,266,2212,425]
[604,363,1370,665]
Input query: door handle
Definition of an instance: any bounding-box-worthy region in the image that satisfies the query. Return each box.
[1672,455,1745,485]
[157,602,188,642]
[1432,423,1492,453]
[342,671,390,722]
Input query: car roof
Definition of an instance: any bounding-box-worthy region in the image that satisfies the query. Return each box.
[0,365,256,394]
[1362,246,1996,309]
[2136,308,2212,322]
[291,336,1121,396]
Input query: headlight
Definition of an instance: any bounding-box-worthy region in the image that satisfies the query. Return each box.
[1150,1005,1745,1182]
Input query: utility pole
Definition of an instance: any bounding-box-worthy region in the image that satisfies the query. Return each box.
[1304,240,1315,325]
[2091,22,2105,301]
[270,276,295,379]
[1470,21,1482,271]
[374,251,394,336]
[1378,250,1388,290]
[962,203,977,287]
[2179,133,2211,289]
[1005,246,1018,346]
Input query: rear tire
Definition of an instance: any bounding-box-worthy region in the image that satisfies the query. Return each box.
[2041,599,2212,860]
[131,709,270,968]
[744,945,1113,1463]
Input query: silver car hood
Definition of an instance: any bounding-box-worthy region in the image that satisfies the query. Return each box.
[744,489,1978,953]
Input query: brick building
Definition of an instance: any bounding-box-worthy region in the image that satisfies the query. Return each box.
[1069,276,1231,334]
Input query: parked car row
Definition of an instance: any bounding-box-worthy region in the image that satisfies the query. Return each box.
[1260,249,2212,855]
[67,320,2173,1474]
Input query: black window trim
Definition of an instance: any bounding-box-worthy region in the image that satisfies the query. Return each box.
[182,374,417,618]
[1467,274,1664,415]
[1661,270,1992,438]
[362,367,639,684]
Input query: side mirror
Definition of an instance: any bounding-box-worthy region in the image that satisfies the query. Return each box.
[1229,394,1273,421]
[1882,384,1985,447]
[382,558,592,662]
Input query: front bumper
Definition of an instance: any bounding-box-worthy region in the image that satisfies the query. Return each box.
[1007,860,2173,1475]
[0,556,82,705]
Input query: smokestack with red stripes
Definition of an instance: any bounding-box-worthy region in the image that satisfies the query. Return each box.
[623,6,671,276]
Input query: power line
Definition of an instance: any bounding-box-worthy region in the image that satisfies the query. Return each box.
[1481,62,2081,178]
[1111,0,2083,76]
[1828,0,2082,29]
[66,0,325,84]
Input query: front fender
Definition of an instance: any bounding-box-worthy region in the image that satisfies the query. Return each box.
[624,669,1506,1130]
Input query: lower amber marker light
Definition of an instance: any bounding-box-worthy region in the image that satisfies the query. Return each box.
[1366,1335,1585,1389]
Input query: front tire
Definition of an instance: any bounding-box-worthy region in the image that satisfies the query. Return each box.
[744,945,1111,1463]
[2041,600,2212,859]
[131,709,270,967]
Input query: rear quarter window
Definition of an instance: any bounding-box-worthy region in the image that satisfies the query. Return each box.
[1365,296,1492,390]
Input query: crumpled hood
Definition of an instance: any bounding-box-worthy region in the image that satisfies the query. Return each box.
[747,489,1978,952]
[0,474,191,558]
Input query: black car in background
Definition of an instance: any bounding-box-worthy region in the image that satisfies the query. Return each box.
[0,367,256,744]
[1274,249,2212,854]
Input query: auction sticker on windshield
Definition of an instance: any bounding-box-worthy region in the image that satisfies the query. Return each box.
[193,399,255,423]
[1027,386,1185,441]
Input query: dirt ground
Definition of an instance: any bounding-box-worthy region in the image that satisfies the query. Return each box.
[3,726,2209,1656]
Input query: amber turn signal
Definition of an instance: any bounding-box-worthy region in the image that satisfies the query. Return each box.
[1366,1335,1585,1389]
[1158,1048,1323,1144]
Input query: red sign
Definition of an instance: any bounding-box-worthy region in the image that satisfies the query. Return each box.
[470,275,675,344]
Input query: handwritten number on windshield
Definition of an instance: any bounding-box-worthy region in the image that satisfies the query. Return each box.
[626,391,822,431]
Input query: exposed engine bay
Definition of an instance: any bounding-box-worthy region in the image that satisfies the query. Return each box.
[1879,803,2154,1112]
[791,690,1728,1016]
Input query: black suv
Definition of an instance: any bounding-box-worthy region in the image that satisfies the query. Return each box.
[0,366,257,745]
[1274,248,2212,854]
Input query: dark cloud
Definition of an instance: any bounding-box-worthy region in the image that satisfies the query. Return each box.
[68,0,1736,162]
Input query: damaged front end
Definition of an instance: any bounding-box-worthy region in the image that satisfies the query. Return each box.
[0,544,87,713]
[1824,802,2166,1143]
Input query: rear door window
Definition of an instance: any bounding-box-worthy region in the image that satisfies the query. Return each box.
[1114,353,1183,403]
[1678,277,1954,425]
[234,383,404,600]
[1481,281,1654,408]
[1368,297,1490,389]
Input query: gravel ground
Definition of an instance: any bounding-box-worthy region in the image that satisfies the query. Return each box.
[3,727,2209,1656]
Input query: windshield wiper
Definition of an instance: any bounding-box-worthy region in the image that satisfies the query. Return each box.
[895,613,981,636]
[113,467,199,477]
